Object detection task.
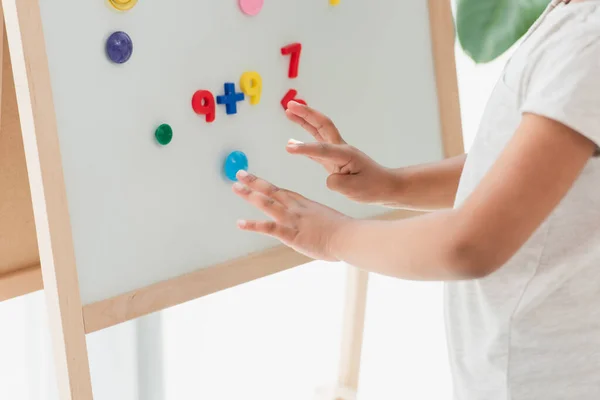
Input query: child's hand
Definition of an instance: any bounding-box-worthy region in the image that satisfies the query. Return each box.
[285,102,400,205]
[232,169,352,261]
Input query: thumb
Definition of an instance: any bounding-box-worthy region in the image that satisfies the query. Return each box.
[326,173,362,193]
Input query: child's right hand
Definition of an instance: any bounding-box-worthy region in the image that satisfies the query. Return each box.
[285,101,400,205]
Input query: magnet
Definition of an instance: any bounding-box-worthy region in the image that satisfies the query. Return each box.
[106,31,133,64]
[281,43,302,79]
[224,151,249,182]
[281,89,306,110]
[155,123,173,146]
[192,90,216,123]
[216,83,245,115]
[108,0,138,11]
[240,71,262,105]
[239,0,264,16]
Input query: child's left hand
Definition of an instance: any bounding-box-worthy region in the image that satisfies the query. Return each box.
[232,169,352,261]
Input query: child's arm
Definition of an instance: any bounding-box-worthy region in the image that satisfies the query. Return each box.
[285,101,465,211]
[388,155,466,211]
[234,113,596,280]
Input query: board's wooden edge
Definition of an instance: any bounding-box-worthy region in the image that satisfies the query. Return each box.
[0,264,42,302]
[82,209,419,333]
[334,2,464,397]
[2,0,93,399]
[83,244,310,333]
[428,0,465,158]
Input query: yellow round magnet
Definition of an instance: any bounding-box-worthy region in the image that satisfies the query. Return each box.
[108,0,138,12]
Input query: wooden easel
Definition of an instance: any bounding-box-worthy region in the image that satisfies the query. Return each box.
[0,0,462,398]
[0,7,42,303]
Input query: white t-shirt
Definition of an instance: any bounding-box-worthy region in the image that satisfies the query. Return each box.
[446,1,600,399]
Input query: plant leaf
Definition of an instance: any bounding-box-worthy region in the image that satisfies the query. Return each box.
[456,0,549,63]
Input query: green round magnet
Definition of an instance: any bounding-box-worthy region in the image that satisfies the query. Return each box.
[155,123,173,146]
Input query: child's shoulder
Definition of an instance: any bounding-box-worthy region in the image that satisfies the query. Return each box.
[508,4,600,86]
[528,4,600,65]
[553,2,600,39]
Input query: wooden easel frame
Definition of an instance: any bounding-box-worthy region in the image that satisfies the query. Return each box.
[0,0,462,398]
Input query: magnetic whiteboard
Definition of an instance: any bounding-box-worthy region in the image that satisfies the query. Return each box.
[36,0,444,306]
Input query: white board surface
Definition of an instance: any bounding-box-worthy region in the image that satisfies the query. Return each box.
[37,0,444,305]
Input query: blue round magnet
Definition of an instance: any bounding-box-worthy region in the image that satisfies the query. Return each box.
[224,151,248,182]
[106,31,133,64]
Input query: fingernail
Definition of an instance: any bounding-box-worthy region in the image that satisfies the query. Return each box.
[287,139,302,150]
[233,182,244,191]
[237,170,248,179]
[290,101,306,107]
[237,220,247,228]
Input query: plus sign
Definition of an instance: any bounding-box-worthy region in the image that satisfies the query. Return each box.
[216,82,245,115]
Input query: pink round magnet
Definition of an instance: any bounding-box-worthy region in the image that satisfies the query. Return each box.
[239,0,264,16]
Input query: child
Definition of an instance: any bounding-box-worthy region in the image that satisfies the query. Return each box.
[233,0,600,398]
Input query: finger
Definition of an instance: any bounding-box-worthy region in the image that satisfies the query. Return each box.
[281,189,306,204]
[286,142,352,166]
[232,183,288,221]
[286,101,344,144]
[236,170,296,205]
[286,139,335,171]
[285,110,322,141]
[237,220,297,242]
[235,170,308,205]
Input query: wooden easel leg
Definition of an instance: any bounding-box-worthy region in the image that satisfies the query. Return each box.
[0,8,4,120]
[335,266,369,400]
[1,0,94,399]
[0,0,41,300]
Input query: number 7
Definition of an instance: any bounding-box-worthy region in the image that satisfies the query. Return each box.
[281,43,302,79]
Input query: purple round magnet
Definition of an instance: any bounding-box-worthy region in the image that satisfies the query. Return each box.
[106,31,133,64]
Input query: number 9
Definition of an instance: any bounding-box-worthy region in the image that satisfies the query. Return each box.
[240,71,262,106]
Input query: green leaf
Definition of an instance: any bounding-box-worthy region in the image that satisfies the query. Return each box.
[456,0,549,63]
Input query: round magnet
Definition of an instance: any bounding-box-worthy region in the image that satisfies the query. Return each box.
[108,0,138,11]
[224,151,248,181]
[239,0,264,16]
[106,31,133,64]
[155,124,173,146]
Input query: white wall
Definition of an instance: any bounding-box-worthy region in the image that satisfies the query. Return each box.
[0,23,510,400]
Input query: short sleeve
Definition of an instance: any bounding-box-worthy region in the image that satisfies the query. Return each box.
[520,32,600,152]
